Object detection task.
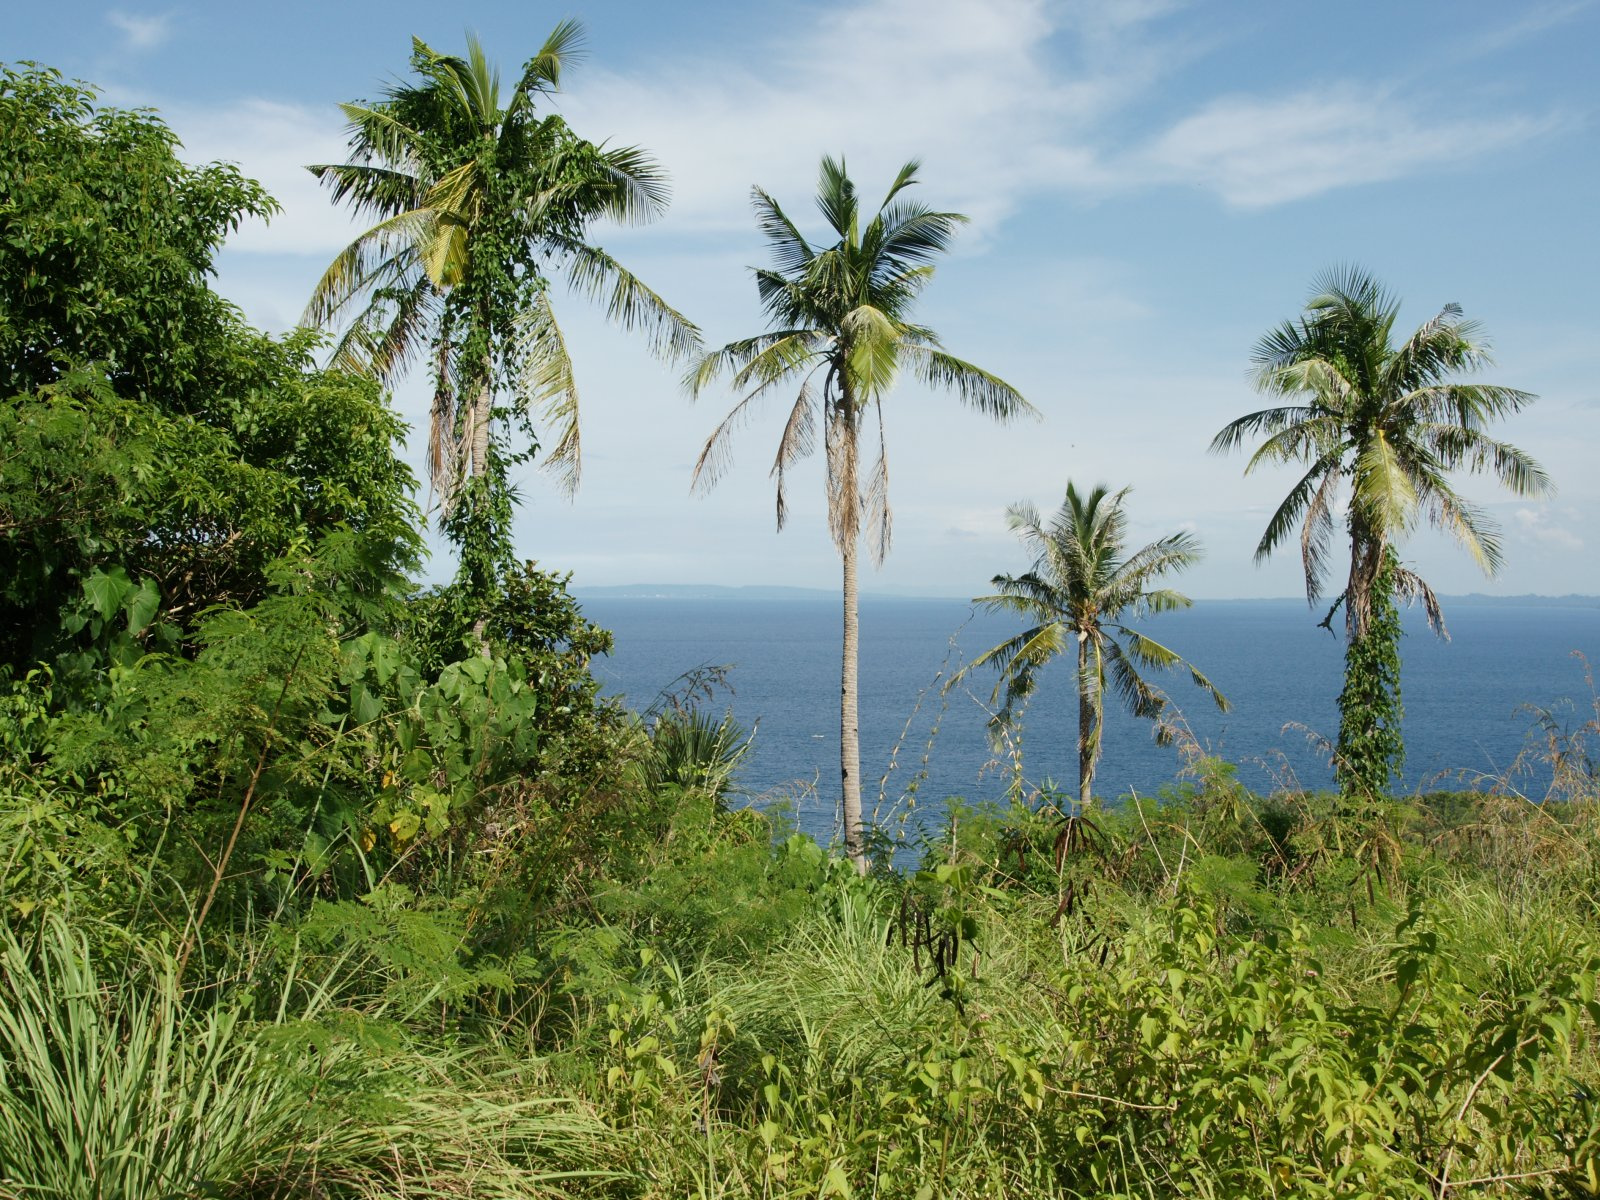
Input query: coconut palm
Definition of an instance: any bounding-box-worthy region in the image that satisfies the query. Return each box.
[304,25,698,548]
[687,156,1035,868]
[955,483,1227,810]
[1211,267,1550,639]
[1211,267,1550,795]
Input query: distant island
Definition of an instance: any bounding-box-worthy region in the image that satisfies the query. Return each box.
[575,584,1600,608]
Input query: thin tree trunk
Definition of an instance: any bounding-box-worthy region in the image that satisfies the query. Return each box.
[1077,632,1095,812]
[833,371,866,874]
[841,534,865,872]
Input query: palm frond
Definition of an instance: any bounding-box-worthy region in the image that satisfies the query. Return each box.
[511,289,582,494]
[302,209,436,335]
[554,236,700,361]
[692,374,797,495]
[903,345,1036,421]
[1421,421,1552,497]
[334,101,427,173]
[950,620,1065,703]
[1210,404,1318,455]
[1352,429,1420,537]
[815,155,859,242]
[685,329,817,399]
[870,206,966,271]
[877,158,922,209]
[842,304,902,399]
[519,18,584,95]
[590,143,673,225]
[1392,564,1447,637]
[1297,464,1342,603]
[1102,638,1164,722]
[306,162,420,220]
[751,186,815,277]
[770,382,818,532]
[1251,457,1334,567]
[1423,480,1502,576]
[1406,384,1541,431]
[863,401,891,566]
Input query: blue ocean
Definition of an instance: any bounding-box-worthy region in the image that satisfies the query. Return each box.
[579,593,1600,842]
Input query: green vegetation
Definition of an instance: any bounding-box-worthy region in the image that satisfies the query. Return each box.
[4,54,1593,1200]
[687,156,1034,867]
[1212,267,1552,799]
[953,482,1227,810]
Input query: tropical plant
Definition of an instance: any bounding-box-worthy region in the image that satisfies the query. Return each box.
[304,26,698,598]
[954,483,1227,809]
[1211,267,1551,796]
[687,155,1034,867]
[0,65,419,676]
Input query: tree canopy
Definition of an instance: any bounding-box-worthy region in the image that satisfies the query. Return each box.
[0,64,419,676]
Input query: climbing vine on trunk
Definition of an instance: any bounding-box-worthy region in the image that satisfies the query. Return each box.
[1336,546,1405,801]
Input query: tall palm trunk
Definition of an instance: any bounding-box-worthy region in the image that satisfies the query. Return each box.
[836,380,866,873]
[1076,632,1095,811]
[840,532,865,871]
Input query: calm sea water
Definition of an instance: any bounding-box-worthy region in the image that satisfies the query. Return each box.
[580,595,1600,842]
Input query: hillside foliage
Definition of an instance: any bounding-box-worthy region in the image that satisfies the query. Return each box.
[2,59,1594,1200]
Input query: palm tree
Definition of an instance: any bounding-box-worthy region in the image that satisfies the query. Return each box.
[687,156,1035,868]
[304,25,698,568]
[1210,267,1550,794]
[1212,267,1549,637]
[955,483,1227,810]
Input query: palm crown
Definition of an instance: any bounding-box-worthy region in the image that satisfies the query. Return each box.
[304,26,698,506]
[688,156,1032,559]
[1211,266,1550,637]
[959,483,1226,808]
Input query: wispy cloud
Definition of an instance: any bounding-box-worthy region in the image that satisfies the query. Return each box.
[1442,0,1596,64]
[561,0,1113,235]
[146,0,1567,261]
[555,0,1560,235]
[1515,507,1584,551]
[167,98,365,257]
[107,10,173,52]
[1128,87,1559,209]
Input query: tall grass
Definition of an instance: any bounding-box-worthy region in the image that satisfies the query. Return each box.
[0,915,311,1199]
[0,914,617,1200]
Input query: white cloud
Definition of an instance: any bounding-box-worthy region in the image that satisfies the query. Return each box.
[1131,87,1558,208]
[169,98,366,256]
[137,0,1561,283]
[558,0,1157,237]
[1443,0,1596,64]
[107,10,173,51]
[550,0,1559,236]
[1514,507,1584,551]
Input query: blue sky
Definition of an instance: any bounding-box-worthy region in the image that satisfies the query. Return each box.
[7,0,1597,599]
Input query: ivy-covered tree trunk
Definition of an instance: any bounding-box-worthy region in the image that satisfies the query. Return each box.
[1336,546,1405,800]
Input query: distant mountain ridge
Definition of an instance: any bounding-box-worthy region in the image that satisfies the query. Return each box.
[574,584,1599,607]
